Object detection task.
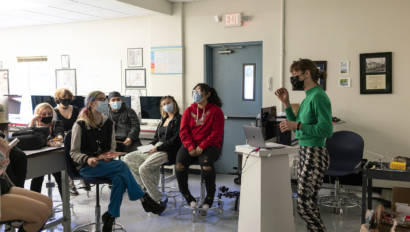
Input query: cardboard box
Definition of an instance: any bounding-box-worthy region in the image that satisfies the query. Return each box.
[392,187,410,213]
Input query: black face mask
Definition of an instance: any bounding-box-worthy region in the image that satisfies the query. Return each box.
[41,116,53,124]
[291,76,304,90]
[61,99,71,107]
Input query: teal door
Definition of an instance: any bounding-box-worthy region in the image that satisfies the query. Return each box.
[205,41,263,173]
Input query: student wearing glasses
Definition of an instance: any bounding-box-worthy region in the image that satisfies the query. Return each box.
[70,91,161,232]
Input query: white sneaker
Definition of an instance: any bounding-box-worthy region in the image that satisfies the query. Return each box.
[199,204,209,216]
[190,201,197,209]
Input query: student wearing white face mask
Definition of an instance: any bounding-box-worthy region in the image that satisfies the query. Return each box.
[108,91,141,153]
[124,96,181,215]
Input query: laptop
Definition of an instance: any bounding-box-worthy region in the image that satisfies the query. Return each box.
[243,125,285,149]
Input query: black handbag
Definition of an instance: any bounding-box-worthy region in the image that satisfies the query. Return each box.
[11,127,50,150]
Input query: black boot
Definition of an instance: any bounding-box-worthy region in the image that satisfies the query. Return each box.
[141,194,165,215]
[18,225,26,232]
[140,193,154,213]
[102,211,115,232]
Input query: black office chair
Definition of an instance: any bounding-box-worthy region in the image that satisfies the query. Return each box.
[319,130,365,215]
[64,131,126,232]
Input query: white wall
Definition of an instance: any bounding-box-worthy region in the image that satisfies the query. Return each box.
[0,4,183,111]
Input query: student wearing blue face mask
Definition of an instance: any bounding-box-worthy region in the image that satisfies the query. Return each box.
[124,95,181,214]
[71,90,159,232]
[108,91,141,153]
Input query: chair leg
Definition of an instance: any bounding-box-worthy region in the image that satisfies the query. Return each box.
[95,184,101,232]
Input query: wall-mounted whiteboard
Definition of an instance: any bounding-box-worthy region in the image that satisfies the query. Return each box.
[56,69,77,95]
[151,46,182,75]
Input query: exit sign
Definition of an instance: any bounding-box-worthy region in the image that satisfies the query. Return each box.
[225,13,242,27]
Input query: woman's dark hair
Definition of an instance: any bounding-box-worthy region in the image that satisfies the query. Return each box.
[290,58,327,83]
[193,83,222,107]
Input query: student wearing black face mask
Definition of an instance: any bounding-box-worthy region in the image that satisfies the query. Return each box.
[54,88,85,195]
[54,88,80,135]
[275,59,332,232]
[29,102,64,197]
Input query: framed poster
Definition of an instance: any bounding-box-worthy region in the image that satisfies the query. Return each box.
[314,60,327,91]
[360,52,392,94]
[61,55,70,69]
[56,69,77,95]
[0,69,9,95]
[127,48,143,67]
[125,69,146,88]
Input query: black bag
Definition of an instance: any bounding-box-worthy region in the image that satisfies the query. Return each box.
[11,127,50,150]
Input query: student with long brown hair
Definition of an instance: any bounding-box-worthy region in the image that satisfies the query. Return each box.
[275,58,333,232]
[124,95,181,214]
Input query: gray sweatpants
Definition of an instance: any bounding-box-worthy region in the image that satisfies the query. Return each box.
[124,149,168,202]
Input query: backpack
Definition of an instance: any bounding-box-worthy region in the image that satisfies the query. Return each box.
[11,127,49,150]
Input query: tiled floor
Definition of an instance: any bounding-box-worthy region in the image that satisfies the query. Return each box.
[4,174,366,232]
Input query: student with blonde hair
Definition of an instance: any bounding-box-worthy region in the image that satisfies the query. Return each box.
[70,90,160,232]
[29,102,64,196]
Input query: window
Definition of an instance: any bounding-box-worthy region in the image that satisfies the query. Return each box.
[243,64,255,101]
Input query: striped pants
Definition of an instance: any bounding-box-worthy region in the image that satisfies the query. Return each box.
[297,146,329,232]
[124,150,168,202]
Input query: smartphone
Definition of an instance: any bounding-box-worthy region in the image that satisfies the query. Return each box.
[8,138,19,149]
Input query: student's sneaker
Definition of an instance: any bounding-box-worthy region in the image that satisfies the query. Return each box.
[151,199,167,215]
[102,211,115,232]
[199,196,214,216]
[183,193,197,209]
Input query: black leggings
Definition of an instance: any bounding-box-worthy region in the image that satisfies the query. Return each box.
[175,146,220,206]
[30,172,63,197]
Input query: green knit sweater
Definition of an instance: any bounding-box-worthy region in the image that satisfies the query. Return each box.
[285,86,333,147]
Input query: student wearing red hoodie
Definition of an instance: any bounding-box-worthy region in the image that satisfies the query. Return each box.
[176,83,224,213]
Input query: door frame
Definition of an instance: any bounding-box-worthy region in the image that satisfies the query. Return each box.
[204,41,263,86]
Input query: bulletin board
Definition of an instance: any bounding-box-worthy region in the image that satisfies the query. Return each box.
[150,46,183,75]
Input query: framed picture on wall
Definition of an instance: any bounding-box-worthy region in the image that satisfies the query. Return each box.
[360,52,392,94]
[127,48,143,67]
[313,60,327,91]
[56,69,77,95]
[125,68,146,88]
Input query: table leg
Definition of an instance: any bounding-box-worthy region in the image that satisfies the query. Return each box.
[361,171,367,224]
[61,170,72,232]
[367,177,373,210]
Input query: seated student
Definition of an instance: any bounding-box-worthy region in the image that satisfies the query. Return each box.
[176,83,225,214]
[53,88,80,135]
[107,91,141,153]
[0,106,27,188]
[124,95,181,213]
[70,91,161,232]
[0,137,52,232]
[53,88,85,196]
[29,103,63,196]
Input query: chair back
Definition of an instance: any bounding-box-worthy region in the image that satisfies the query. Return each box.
[326,130,364,176]
[64,131,82,179]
